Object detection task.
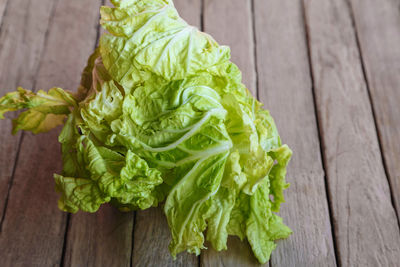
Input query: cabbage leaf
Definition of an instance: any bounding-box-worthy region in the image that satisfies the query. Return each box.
[0,0,292,263]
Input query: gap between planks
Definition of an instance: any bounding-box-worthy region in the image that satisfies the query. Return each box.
[250,0,260,101]
[346,0,400,227]
[0,0,9,31]
[300,0,340,264]
[59,2,105,265]
[0,0,60,230]
[0,0,105,266]
[303,0,400,265]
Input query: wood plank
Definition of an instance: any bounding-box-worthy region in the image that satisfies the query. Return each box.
[64,205,133,267]
[203,1,336,265]
[174,0,201,30]
[35,0,101,90]
[131,1,201,266]
[133,208,198,267]
[203,0,256,95]
[202,1,336,266]
[254,0,337,266]
[303,0,400,265]
[0,0,55,227]
[202,236,261,267]
[0,0,8,28]
[200,0,263,266]
[0,0,102,266]
[349,0,400,218]
[0,130,66,266]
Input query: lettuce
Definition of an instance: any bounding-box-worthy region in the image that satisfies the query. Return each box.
[0,0,292,263]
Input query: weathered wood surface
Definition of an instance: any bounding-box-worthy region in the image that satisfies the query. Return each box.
[1,0,400,266]
[350,0,400,217]
[255,0,336,266]
[303,0,400,266]
[0,0,55,227]
[203,0,256,95]
[0,130,66,267]
[64,205,133,267]
[0,0,7,27]
[133,208,198,267]
[0,0,102,266]
[202,236,260,267]
[0,1,63,265]
[174,0,202,30]
[131,1,201,266]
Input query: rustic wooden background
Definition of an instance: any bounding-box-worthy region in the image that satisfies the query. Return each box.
[0,0,400,266]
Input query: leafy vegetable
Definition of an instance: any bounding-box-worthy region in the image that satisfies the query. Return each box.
[0,0,292,263]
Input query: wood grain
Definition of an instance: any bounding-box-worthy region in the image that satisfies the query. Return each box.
[350,0,400,218]
[131,1,201,266]
[0,0,102,266]
[202,237,261,267]
[0,0,8,27]
[0,0,55,226]
[0,130,66,266]
[64,205,133,267]
[133,208,198,267]
[203,0,256,95]
[174,0,201,30]
[35,0,101,90]
[255,0,337,266]
[1,0,400,266]
[303,0,400,266]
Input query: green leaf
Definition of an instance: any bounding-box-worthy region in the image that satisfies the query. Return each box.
[204,150,244,251]
[0,87,76,134]
[99,0,230,88]
[246,179,292,263]
[268,145,292,212]
[165,151,230,256]
[0,0,293,263]
[54,174,109,213]
[74,48,101,102]
[55,131,164,212]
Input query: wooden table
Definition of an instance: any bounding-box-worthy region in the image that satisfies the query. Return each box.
[1,0,399,266]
